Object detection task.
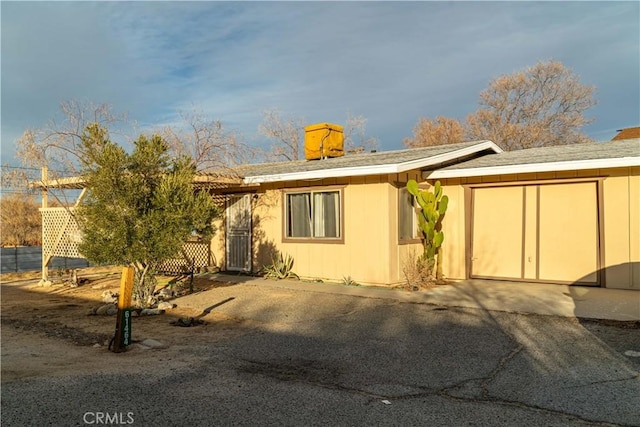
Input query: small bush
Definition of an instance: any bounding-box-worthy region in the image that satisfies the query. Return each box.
[401,250,436,291]
[342,276,359,286]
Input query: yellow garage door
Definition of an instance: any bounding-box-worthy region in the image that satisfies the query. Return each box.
[471,182,599,285]
[471,186,524,279]
[538,182,599,284]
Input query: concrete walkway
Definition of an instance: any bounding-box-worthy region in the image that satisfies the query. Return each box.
[205,274,640,321]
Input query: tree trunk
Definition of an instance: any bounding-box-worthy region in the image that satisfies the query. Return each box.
[132,261,156,308]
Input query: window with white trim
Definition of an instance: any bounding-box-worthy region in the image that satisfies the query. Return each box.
[398,187,419,241]
[285,190,341,239]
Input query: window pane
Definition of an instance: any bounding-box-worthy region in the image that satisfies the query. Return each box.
[399,188,415,240]
[286,190,341,240]
[313,191,339,238]
[287,193,311,237]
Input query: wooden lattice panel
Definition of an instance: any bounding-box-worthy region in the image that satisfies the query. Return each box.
[210,193,226,210]
[40,207,83,258]
[156,241,212,274]
[41,207,213,273]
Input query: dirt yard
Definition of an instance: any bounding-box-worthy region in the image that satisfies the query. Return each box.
[1,267,251,382]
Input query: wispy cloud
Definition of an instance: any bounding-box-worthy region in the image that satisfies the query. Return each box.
[2,1,638,164]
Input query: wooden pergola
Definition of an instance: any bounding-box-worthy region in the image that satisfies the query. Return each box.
[31,167,246,282]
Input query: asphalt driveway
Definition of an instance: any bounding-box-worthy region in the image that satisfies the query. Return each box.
[2,280,639,426]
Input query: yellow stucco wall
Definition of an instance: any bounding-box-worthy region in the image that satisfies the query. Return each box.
[601,167,640,289]
[212,175,402,285]
[437,167,640,289]
[210,217,225,270]
[392,172,423,285]
[211,166,638,289]
[276,179,392,284]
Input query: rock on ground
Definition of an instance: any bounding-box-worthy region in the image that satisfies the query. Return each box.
[157,302,174,310]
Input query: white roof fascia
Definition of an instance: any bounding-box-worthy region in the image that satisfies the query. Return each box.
[426,156,640,179]
[243,141,502,184]
[243,164,399,184]
[394,141,502,173]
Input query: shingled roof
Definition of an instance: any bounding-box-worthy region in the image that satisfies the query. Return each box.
[221,140,501,184]
[428,139,640,179]
[34,140,501,190]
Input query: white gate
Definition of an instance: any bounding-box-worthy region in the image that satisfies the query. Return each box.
[225,194,252,272]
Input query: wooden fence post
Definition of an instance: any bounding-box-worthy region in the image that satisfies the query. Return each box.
[41,166,48,281]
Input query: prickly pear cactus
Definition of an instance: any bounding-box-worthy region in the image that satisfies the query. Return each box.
[407,179,449,279]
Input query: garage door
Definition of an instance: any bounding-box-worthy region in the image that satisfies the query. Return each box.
[471,182,599,285]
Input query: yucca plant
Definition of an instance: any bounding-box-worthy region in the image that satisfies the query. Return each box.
[262,251,299,280]
[342,276,359,287]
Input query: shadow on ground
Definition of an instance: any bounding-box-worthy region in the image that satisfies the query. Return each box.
[1,270,639,426]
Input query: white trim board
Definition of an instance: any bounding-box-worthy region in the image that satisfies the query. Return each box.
[425,156,640,179]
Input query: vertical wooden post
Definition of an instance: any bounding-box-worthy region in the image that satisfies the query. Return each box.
[41,166,48,208]
[41,166,48,281]
[112,266,134,353]
[118,266,134,310]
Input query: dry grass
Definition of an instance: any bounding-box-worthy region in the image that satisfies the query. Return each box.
[400,250,436,291]
[399,249,454,291]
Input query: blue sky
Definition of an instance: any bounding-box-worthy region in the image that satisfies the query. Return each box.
[2,1,639,168]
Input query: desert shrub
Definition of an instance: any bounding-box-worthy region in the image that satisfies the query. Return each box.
[262,251,299,280]
[401,250,436,290]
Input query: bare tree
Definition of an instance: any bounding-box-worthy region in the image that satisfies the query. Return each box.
[0,165,39,246]
[16,100,129,175]
[1,165,34,194]
[0,193,42,246]
[161,109,253,172]
[15,101,250,204]
[403,116,465,148]
[344,113,378,154]
[259,109,378,161]
[465,60,597,150]
[258,109,305,161]
[404,61,597,151]
[15,100,129,205]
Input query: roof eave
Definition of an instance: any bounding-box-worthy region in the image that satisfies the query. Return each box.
[425,157,640,179]
[30,174,245,190]
[244,141,502,184]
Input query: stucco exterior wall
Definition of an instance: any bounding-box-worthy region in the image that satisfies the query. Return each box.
[211,171,428,286]
[210,217,225,270]
[274,178,392,284]
[210,166,638,289]
[391,171,423,285]
[436,167,640,289]
[601,167,640,289]
[211,175,399,285]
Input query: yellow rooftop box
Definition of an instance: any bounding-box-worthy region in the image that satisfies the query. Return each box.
[304,123,344,160]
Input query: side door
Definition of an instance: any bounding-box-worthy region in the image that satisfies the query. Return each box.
[225,194,252,272]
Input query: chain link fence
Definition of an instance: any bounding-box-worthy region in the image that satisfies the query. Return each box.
[0,246,91,274]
